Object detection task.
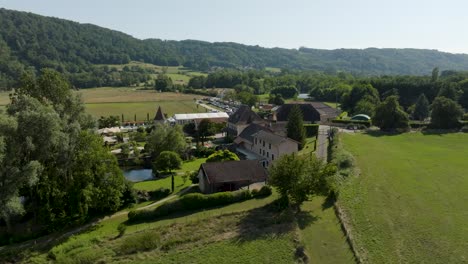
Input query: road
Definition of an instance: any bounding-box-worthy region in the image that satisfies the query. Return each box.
[315,125,330,161]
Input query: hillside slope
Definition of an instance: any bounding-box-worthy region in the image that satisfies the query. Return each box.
[2,8,468,87]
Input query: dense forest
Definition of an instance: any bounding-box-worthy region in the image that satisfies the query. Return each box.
[3,8,468,89]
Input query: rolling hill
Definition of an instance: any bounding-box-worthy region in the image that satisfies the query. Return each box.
[2,8,468,88]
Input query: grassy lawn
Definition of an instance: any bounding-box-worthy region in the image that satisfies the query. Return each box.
[132,175,191,193]
[339,132,468,263]
[298,137,316,157]
[299,197,355,264]
[75,88,207,119]
[85,101,204,120]
[177,158,207,173]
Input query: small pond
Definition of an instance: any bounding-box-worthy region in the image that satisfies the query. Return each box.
[123,169,153,182]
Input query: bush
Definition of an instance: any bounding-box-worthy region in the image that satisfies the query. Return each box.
[117,223,127,237]
[303,124,319,138]
[335,151,355,169]
[189,171,199,184]
[463,113,468,121]
[461,125,468,133]
[255,185,272,197]
[128,189,270,223]
[331,119,371,127]
[119,231,161,254]
[148,188,171,200]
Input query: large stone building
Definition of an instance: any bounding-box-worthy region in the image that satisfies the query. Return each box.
[226,105,264,136]
[251,130,299,167]
[271,102,339,124]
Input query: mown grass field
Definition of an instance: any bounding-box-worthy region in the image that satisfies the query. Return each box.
[0,88,205,120]
[339,132,468,263]
[76,88,204,119]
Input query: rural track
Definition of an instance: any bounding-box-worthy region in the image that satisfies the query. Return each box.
[315,125,330,161]
[0,185,196,254]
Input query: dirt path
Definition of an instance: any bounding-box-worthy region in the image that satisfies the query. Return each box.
[0,185,195,254]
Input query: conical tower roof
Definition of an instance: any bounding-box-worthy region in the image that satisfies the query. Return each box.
[154,106,166,121]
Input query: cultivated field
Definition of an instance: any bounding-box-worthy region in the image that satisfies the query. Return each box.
[76,87,204,120]
[0,88,205,120]
[339,132,468,263]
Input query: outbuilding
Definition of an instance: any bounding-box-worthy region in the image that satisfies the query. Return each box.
[197,160,268,194]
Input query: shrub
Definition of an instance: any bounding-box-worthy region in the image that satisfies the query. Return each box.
[119,231,161,254]
[189,171,199,184]
[461,125,468,133]
[331,119,371,127]
[255,185,272,197]
[128,189,270,223]
[463,113,468,121]
[117,223,127,237]
[303,124,319,137]
[149,188,171,200]
[335,151,355,169]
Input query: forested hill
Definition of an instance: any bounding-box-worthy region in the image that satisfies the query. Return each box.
[2,8,468,88]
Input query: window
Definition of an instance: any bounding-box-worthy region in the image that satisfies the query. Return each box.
[267,152,269,158]
[255,138,257,144]
[272,154,275,160]
[263,141,265,147]
[269,143,271,149]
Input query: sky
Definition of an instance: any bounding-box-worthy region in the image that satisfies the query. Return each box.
[1,0,468,54]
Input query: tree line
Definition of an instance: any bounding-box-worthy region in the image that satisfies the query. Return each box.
[5,8,468,89]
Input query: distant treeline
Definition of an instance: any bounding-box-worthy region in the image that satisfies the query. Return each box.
[4,8,468,89]
[185,68,468,114]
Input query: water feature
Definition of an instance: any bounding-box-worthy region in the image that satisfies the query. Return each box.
[123,169,153,182]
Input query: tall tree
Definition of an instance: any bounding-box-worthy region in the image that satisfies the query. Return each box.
[373,96,409,131]
[431,67,439,82]
[197,119,216,145]
[430,97,464,129]
[286,105,306,149]
[152,151,182,192]
[146,123,187,158]
[413,94,430,121]
[154,74,173,92]
[268,154,336,209]
[1,69,128,233]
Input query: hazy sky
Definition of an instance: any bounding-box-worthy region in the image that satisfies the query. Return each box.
[1,0,467,54]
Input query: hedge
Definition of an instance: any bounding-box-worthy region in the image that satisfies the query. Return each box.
[128,187,272,223]
[303,124,319,137]
[331,119,371,127]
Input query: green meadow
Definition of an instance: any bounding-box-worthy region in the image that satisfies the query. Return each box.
[339,132,468,263]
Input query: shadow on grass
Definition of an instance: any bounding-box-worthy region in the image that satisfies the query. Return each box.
[233,201,297,243]
[421,129,462,136]
[365,128,462,137]
[364,130,406,137]
[321,194,335,211]
[125,195,272,227]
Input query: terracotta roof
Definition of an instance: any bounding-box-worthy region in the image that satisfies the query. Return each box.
[154,106,166,121]
[200,160,267,184]
[228,105,263,124]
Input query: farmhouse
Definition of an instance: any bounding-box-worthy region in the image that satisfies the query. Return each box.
[197,160,268,194]
[251,130,299,166]
[227,105,265,136]
[271,102,339,124]
[172,112,229,128]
